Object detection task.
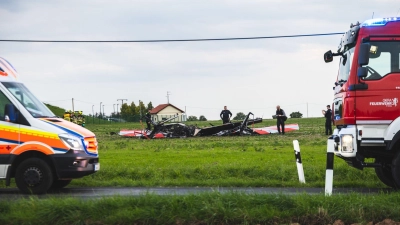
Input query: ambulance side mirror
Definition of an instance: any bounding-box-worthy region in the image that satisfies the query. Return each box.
[324,50,333,63]
[4,104,18,123]
[358,43,370,66]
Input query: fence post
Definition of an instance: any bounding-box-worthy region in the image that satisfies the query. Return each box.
[325,137,334,196]
[293,140,305,183]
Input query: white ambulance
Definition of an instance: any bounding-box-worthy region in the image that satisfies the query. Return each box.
[0,57,99,194]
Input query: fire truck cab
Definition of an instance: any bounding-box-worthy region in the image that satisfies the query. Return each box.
[0,57,99,194]
[324,17,400,187]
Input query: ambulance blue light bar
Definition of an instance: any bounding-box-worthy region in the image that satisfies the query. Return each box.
[361,17,399,27]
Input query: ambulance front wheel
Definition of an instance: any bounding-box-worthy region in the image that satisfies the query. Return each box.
[15,158,54,194]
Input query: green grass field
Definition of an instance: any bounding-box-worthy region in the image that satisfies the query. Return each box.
[1,117,396,225]
[65,117,385,188]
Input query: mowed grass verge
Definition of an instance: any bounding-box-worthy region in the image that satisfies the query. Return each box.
[71,117,384,188]
[1,192,399,225]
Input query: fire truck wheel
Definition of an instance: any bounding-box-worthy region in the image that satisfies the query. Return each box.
[374,158,395,188]
[15,158,53,194]
[391,152,400,188]
[51,179,72,190]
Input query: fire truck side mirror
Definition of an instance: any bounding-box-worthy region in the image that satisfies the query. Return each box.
[324,50,333,63]
[357,67,368,78]
[358,43,370,66]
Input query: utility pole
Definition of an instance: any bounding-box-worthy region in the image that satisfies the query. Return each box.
[117,99,127,121]
[166,91,171,104]
[100,102,102,118]
[117,104,119,121]
[72,98,74,112]
[113,104,116,115]
[102,105,105,118]
[117,99,128,106]
[139,100,142,118]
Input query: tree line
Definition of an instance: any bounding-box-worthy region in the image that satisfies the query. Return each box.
[111,101,154,122]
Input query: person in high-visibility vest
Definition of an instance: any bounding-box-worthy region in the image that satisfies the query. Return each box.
[63,110,71,122]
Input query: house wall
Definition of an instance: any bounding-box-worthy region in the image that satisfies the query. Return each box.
[151,106,186,122]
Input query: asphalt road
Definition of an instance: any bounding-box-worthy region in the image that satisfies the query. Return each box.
[0,187,394,199]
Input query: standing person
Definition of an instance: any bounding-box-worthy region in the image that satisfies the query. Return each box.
[220,106,232,124]
[275,105,286,135]
[322,105,332,135]
[141,112,152,130]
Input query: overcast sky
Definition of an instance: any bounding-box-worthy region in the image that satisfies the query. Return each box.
[1,0,399,120]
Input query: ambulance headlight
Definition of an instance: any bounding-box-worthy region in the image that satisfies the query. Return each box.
[341,135,354,153]
[59,133,84,151]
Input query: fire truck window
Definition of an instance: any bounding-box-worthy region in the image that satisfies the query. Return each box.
[364,52,390,80]
[0,91,13,122]
[338,48,354,82]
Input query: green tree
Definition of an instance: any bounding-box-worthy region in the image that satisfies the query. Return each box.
[120,103,132,121]
[290,111,303,118]
[137,101,147,118]
[147,101,154,111]
[233,112,246,120]
[129,102,138,121]
[187,116,198,121]
[129,101,137,115]
[199,115,207,121]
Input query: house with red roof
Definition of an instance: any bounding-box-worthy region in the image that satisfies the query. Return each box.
[149,103,186,122]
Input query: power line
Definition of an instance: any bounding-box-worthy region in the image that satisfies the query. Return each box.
[75,99,95,104]
[0,32,343,43]
[42,99,70,103]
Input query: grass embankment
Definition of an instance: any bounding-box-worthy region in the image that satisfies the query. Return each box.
[1,192,399,225]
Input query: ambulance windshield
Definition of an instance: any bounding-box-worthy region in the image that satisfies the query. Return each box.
[2,82,56,118]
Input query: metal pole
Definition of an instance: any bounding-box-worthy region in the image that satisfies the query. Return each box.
[102,105,105,119]
[139,100,142,118]
[166,91,171,104]
[100,102,102,118]
[117,99,127,122]
[117,99,128,106]
[117,104,119,122]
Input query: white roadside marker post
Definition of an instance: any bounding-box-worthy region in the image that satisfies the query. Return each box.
[325,138,335,196]
[293,140,305,183]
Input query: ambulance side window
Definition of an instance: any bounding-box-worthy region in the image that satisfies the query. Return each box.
[0,91,13,122]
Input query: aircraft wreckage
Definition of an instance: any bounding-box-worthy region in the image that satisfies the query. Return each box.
[119,112,299,139]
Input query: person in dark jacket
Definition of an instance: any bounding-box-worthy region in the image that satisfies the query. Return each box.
[275,105,286,134]
[220,106,232,124]
[322,105,332,135]
[142,112,152,130]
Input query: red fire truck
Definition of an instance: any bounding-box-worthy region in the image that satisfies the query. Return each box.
[324,17,400,188]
